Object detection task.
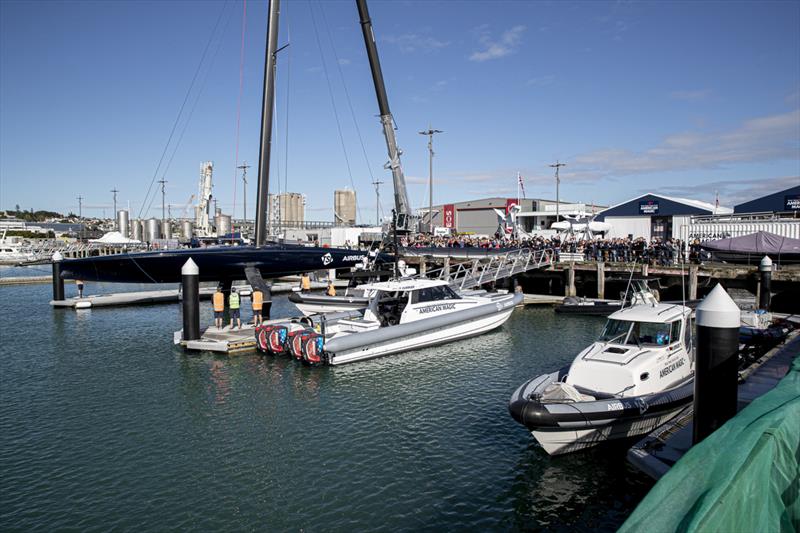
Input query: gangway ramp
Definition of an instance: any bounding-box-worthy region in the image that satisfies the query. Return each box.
[408,247,553,291]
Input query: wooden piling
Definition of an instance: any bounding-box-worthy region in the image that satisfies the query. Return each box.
[597,262,605,299]
[566,263,576,297]
[689,265,698,300]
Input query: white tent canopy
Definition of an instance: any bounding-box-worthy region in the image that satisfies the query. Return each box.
[89,231,141,245]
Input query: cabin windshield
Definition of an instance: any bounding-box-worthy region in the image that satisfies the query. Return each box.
[410,285,461,304]
[599,319,679,347]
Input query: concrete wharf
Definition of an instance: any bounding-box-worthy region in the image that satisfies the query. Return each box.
[627,322,800,480]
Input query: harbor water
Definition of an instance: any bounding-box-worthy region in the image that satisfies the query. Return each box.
[0,267,653,530]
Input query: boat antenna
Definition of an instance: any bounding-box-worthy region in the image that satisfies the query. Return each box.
[356,0,415,235]
[254,0,280,246]
[621,258,637,309]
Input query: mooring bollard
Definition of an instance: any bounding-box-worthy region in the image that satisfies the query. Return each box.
[51,251,64,301]
[693,283,740,445]
[759,255,772,311]
[181,258,200,341]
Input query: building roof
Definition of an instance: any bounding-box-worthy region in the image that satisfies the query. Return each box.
[595,193,733,220]
[734,185,800,213]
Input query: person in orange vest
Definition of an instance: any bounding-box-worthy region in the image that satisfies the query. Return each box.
[251,287,263,326]
[326,280,336,297]
[212,285,225,329]
[300,273,311,292]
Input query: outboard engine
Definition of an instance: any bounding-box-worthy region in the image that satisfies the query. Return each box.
[301,331,325,365]
[288,328,310,360]
[255,324,280,353]
[264,324,289,355]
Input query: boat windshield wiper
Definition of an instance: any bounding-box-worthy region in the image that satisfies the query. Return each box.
[603,332,628,345]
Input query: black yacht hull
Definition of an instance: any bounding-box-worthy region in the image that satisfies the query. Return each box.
[58,245,369,283]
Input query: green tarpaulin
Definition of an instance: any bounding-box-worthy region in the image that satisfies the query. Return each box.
[620,356,800,532]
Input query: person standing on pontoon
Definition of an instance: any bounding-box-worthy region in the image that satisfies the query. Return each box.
[212,285,225,329]
[229,287,242,330]
[251,288,263,327]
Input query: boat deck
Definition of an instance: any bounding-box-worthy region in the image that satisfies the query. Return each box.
[627,323,800,479]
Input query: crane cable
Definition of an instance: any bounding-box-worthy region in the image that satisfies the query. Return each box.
[138,1,230,220]
[308,1,363,223]
[231,0,248,242]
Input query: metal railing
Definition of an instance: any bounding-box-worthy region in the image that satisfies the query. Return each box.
[417,247,553,291]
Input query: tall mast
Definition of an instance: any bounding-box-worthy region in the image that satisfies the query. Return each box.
[254,0,280,246]
[356,0,414,233]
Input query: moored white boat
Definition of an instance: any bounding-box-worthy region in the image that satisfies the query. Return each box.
[257,278,521,365]
[509,301,694,455]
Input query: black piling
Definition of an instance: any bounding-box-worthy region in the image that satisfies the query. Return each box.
[759,255,772,311]
[181,258,200,341]
[51,254,64,301]
[693,283,740,445]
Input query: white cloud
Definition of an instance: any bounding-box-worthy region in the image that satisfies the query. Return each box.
[572,109,800,177]
[642,176,800,206]
[526,74,556,87]
[670,89,712,101]
[383,33,450,54]
[338,58,351,66]
[469,25,526,62]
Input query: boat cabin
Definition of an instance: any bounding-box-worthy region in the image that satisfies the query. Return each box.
[357,279,466,326]
[566,303,694,397]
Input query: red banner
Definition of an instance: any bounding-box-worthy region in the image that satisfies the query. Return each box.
[443,204,455,228]
[506,198,518,214]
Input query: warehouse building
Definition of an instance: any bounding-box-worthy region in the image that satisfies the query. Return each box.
[594,193,732,241]
[426,197,604,236]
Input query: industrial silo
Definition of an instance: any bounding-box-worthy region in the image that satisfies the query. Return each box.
[132,219,143,241]
[216,214,231,237]
[146,218,161,242]
[116,210,129,237]
[163,221,172,240]
[181,221,194,240]
[334,189,357,226]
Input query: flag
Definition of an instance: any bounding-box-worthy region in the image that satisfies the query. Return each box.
[517,172,526,198]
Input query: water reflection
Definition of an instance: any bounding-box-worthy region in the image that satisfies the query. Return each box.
[508,440,653,530]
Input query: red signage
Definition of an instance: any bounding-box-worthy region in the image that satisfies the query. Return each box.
[443,204,455,228]
[506,198,518,214]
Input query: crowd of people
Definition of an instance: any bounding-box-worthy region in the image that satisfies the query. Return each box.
[401,233,707,265]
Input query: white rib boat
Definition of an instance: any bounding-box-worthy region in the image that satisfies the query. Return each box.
[256,278,521,365]
[509,301,695,455]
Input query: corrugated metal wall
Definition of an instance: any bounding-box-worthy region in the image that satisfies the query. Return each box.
[681,220,800,242]
[455,209,497,235]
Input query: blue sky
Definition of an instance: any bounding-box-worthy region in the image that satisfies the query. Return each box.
[1,0,798,223]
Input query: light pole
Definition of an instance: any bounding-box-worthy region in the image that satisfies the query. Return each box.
[549,161,566,224]
[372,180,384,226]
[77,196,83,219]
[111,188,119,228]
[238,162,250,224]
[419,126,443,232]
[157,179,167,238]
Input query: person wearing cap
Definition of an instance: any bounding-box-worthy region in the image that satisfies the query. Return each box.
[229,287,241,330]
